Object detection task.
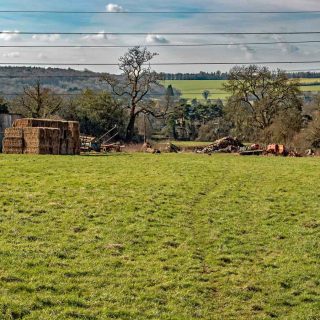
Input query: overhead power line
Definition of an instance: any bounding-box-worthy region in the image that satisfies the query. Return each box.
[0,10,320,14]
[0,92,228,96]
[1,40,320,48]
[2,31,320,36]
[0,75,103,78]
[0,61,320,66]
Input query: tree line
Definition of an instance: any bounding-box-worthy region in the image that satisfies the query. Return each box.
[1,46,320,150]
[160,71,320,81]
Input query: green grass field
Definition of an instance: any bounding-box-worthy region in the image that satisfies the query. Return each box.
[161,80,229,100]
[0,154,320,319]
[161,79,320,100]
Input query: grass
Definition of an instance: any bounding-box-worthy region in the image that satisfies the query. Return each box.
[161,80,229,100]
[161,79,320,100]
[155,141,212,149]
[169,141,212,147]
[0,153,320,319]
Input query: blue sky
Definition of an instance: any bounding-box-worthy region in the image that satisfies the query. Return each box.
[0,0,320,73]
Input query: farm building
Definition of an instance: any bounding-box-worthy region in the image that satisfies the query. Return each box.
[2,118,80,155]
[0,113,22,152]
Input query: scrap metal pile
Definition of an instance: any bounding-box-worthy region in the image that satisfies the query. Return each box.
[200,137,244,154]
[197,137,305,157]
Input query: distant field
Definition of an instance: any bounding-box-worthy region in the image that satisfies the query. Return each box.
[161,80,229,100]
[162,79,320,100]
[0,154,320,319]
[297,78,320,92]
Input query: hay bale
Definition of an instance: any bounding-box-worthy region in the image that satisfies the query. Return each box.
[2,128,24,153]
[3,147,23,154]
[3,137,23,148]
[67,121,80,155]
[13,118,33,128]
[60,140,67,155]
[66,137,75,155]
[4,127,24,138]
[2,137,24,154]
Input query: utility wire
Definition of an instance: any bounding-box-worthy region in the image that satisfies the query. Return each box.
[2,31,320,35]
[0,72,319,79]
[0,10,320,14]
[0,92,228,96]
[0,73,319,79]
[0,61,320,66]
[1,40,320,48]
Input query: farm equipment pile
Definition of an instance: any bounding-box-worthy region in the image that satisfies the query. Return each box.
[80,126,124,153]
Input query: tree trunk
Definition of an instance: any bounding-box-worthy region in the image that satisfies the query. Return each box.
[125,112,136,142]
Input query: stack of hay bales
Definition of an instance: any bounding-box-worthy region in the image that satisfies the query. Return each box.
[23,127,60,155]
[2,118,80,155]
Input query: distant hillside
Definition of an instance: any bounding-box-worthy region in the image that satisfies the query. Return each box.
[2,67,318,101]
[0,67,168,99]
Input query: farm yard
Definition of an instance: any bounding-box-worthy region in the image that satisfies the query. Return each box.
[0,153,319,319]
[162,79,320,100]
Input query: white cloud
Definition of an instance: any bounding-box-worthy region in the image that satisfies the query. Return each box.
[228,42,256,59]
[239,44,256,59]
[106,3,124,12]
[32,34,61,42]
[82,31,108,41]
[0,30,20,41]
[146,35,169,44]
[272,35,300,54]
[37,53,47,59]
[2,52,20,58]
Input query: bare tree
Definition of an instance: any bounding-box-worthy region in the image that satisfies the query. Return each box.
[101,46,160,141]
[224,66,302,131]
[17,80,63,118]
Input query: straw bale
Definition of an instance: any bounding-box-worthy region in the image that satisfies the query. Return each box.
[2,137,24,154]
[3,137,23,148]
[13,118,33,128]
[3,146,23,154]
[24,146,51,155]
[4,127,24,138]
[60,140,67,155]
[66,138,75,155]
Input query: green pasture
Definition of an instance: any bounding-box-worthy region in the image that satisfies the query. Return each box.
[161,79,320,100]
[0,153,319,319]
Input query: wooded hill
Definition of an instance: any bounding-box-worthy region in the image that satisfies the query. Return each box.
[0,67,168,98]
